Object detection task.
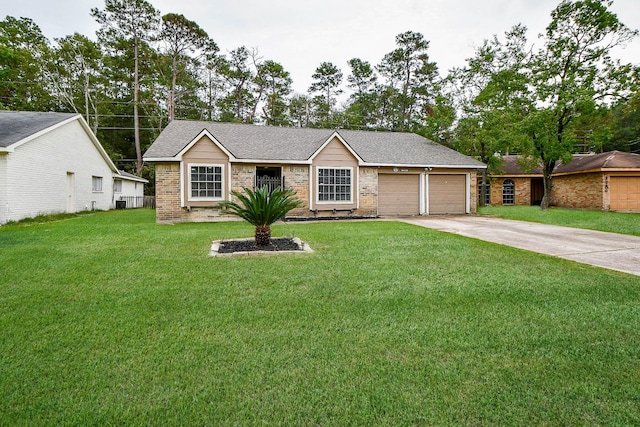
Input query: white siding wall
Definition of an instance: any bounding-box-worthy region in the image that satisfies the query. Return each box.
[3,119,115,223]
[120,179,144,199]
[0,154,7,224]
[114,177,145,208]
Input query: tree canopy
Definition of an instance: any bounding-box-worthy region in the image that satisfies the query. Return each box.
[1,0,638,202]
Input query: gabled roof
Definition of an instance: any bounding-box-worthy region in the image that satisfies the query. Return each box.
[497,152,640,176]
[143,120,486,168]
[0,110,118,173]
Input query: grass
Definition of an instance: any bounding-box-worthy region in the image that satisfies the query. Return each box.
[1,209,639,425]
[479,205,640,236]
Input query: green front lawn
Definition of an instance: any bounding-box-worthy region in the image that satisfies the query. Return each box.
[479,205,640,236]
[1,209,639,425]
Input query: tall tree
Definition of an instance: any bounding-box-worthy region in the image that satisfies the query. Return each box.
[158,13,217,122]
[308,61,343,126]
[257,60,292,126]
[377,31,439,132]
[215,46,255,122]
[91,0,160,173]
[0,16,53,110]
[451,24,532,205]
[46,33,103,132]
[526,0,637,209]
[344,57,379,129]
[288,94,311,128]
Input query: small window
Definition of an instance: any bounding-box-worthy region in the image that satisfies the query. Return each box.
[502,179,515,205]
[113,180,122,193]
[189,164,223,200]
[318,167,352,202]
[92,176,103,192]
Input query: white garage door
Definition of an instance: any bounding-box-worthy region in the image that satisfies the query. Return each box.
[429,174,467,214]
[378,174,420,216]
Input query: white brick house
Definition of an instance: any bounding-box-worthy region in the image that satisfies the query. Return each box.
[0,111,147,224]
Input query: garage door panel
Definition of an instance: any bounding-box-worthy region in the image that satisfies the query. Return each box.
[378,174,420,216]
[611,177,640,211]
[429,174,466,214]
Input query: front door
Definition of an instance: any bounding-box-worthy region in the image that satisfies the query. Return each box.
[255,166,283,193]
[531,178,544,205]
[66,172,75,213]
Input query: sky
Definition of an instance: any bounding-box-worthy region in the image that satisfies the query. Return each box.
[4,0,640,96]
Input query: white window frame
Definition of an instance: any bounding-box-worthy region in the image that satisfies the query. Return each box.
[92,176,103,193]
[187,163,224,202]
[113,180,122,193]
[316,167,353,204]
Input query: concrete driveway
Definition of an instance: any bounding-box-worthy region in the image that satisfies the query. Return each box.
[400,216,640,276]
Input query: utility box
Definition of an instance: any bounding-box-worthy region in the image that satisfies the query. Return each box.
[115,200,126,209]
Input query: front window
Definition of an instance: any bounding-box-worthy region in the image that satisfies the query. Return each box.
[92,176,103,192]
[502,179,515,205]
[318,168,352,202]
[189,164,223,200]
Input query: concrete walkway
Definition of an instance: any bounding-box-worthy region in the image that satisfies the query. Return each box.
[400,216,640,276]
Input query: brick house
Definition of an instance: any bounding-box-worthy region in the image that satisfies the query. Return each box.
[143,120,486,223]
[487,151,640,211]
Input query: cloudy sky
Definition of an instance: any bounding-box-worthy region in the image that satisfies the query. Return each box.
[5,0,640,95]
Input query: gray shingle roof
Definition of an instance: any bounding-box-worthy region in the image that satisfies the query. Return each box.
[144,120,485,168]
[0,111,79,148]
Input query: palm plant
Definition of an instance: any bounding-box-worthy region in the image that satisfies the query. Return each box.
[218,185,304,246]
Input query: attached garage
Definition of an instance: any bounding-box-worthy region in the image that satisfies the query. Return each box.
[378,174,420,216]
[610,176,640,211]
[429,174,467,214]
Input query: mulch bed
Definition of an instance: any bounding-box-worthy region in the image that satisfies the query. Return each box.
[217,237,303,254]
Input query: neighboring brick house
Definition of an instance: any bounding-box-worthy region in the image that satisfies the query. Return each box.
[143,120,486,223]
[0,110,147,225]
[487,151,640,211]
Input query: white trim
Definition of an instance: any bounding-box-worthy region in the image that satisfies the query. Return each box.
[316,166,354,205]
[356,167,360,209]
[419,173,426,215]
[113,172,148,183]
[227,162,232,201]
[466,173,471,214]
[144,157,486,170]
[186,163,225,202]
[368,162,486,169]
[308,166,314,210]
[180,162,185,207]
[425,174,430,214]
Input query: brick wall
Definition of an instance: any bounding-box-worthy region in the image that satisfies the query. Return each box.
[469,171,478,213]
[490,177,532,206]
[282,165,309,217]
[551,173,604,209]
[231,164,254,192]
[357,167,378,216]
[155,162,184,223]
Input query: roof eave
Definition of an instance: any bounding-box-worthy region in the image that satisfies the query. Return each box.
[365,162,486,169]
